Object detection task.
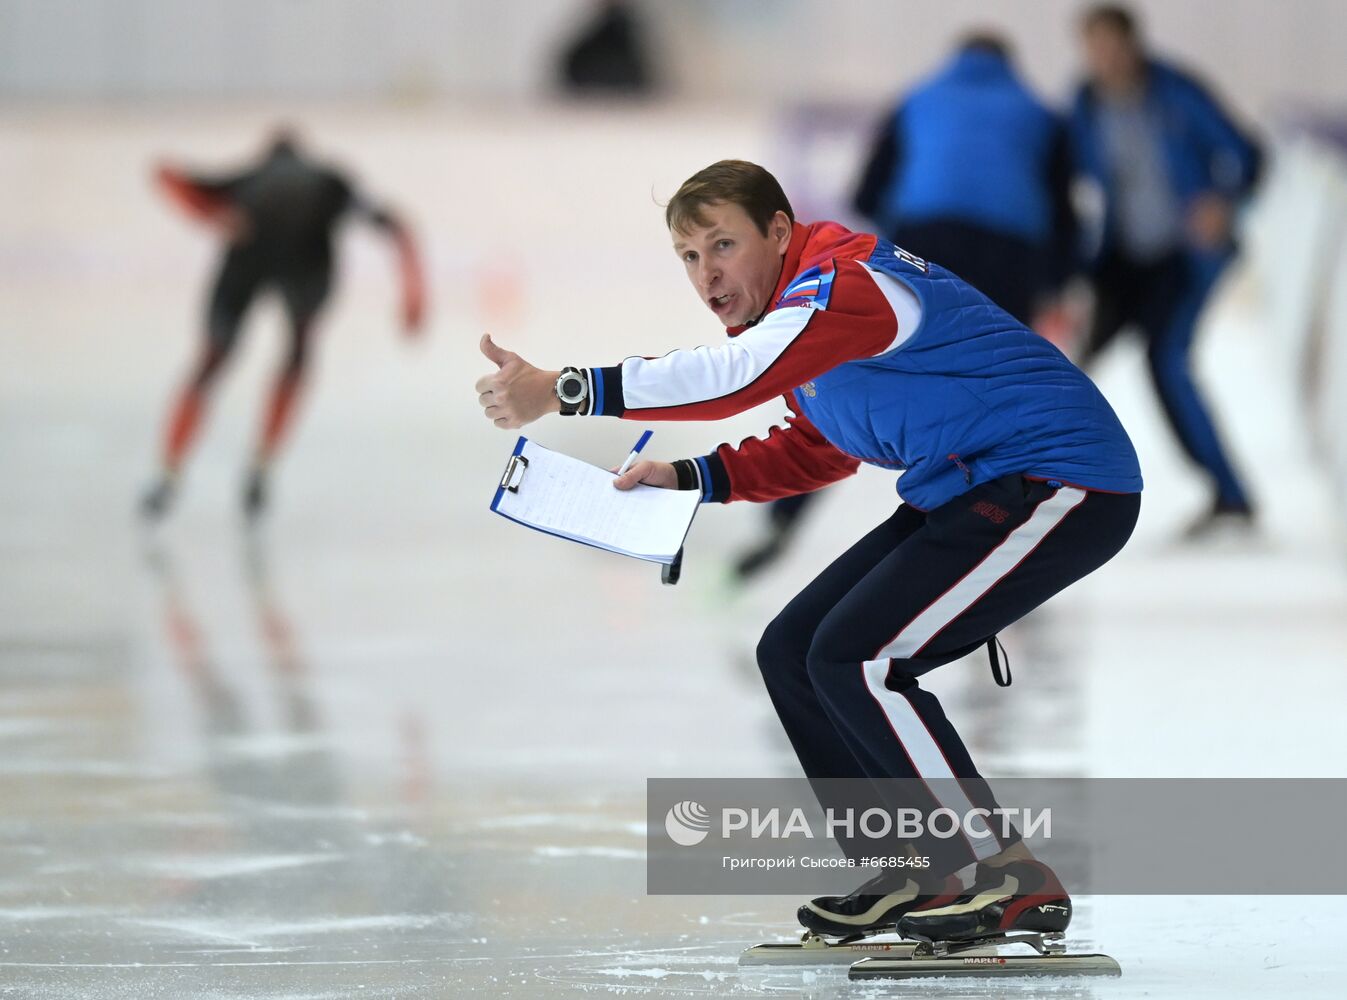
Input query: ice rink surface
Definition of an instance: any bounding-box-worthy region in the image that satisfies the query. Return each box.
[2,106,1345,998]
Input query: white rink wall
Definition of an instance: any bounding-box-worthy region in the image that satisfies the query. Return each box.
[2,0,1346,121]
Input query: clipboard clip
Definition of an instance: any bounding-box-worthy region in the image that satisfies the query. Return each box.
[500,454,529,493]
[662,547,684,586]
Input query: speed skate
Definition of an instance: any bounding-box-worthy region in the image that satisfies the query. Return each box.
[741,927,1121,979]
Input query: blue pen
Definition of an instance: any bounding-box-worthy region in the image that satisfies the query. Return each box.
[616,429,654,476]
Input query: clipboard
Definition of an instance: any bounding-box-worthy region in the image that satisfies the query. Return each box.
[490,437,699,584]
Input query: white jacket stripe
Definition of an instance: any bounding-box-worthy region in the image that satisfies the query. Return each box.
[858,262,922,354]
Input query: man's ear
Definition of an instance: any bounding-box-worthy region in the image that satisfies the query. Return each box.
[772,211,792,252]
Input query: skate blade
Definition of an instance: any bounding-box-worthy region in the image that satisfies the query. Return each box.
[740,933,1011,967]
[739,936,918,966]
[849,952,1122,980]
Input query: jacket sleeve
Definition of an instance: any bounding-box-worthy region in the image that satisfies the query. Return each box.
[672,400,860,504]
[1176,70,1263,197]
[585,259,900,421]
[154,165,243,221]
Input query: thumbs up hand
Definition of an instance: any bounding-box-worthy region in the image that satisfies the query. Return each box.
[474,334,560,429]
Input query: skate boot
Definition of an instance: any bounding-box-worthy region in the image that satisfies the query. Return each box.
[243,468,268,521]
[896,859,1071,943]
[140,474,177,521]
[797,868,964,938]
[1182,500,1256,543]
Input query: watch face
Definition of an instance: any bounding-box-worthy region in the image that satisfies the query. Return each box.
[559,376,585,402]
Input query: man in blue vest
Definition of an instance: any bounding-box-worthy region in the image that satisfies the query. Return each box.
[1071,4,1261,538]
[475,160,1141,942]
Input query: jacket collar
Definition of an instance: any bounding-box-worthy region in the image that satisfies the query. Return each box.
[948,47,1012,81]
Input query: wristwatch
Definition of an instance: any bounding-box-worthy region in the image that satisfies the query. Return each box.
[554,367,589,416]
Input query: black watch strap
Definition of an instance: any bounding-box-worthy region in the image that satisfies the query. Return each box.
[671,459,700,491]
[556,367,588,416]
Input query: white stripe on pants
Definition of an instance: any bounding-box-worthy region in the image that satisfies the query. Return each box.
[859,486,1088,861]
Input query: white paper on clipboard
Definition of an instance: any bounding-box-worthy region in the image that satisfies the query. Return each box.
[490,437,699,565]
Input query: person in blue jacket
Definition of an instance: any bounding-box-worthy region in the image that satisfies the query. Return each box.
[1071,4,1262,538]
[854,32,1077,327]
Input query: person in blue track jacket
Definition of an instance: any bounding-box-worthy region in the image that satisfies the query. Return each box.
[854,32,1077,328]
[1071,4,1262,538]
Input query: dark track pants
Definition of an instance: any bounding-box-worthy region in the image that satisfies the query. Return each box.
[756,475,1139,873]
[1084,249,1249,510]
